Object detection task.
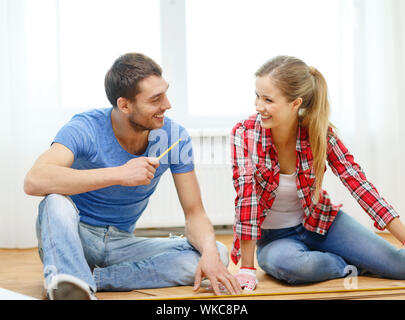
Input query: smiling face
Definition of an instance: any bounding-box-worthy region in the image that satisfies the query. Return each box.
[255,76,301,129]
[126,75,172,131]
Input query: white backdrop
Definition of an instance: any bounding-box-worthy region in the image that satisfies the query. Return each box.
[0,0,404,248]
[0,0,66,248]
[330,0,405,229]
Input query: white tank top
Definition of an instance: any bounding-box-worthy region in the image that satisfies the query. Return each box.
[261,172,304,229]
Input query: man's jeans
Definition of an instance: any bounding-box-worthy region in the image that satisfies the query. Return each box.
[257,210,405,284]
[36,194,229,292]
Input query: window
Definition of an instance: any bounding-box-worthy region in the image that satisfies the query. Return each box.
[56,0,349,129]
[59,0,161,111]
[185,0,342,124]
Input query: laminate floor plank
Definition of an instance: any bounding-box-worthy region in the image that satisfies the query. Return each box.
[1,232,403,300]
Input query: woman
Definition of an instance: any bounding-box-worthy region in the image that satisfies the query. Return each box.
[231,55,405,291]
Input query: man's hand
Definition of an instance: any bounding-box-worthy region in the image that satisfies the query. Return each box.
[234,267,258,291]
[172,171,241,295]
[118,157,160,186]
[193,250,242,295]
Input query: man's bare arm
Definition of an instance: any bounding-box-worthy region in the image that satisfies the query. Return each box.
[24,143,158,196]
[172,170,241,295]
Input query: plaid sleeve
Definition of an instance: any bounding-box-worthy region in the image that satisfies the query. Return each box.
[327,130,399,230]
[230,124,263,264]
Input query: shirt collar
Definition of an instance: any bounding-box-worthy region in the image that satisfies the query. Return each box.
[296,122,310,153]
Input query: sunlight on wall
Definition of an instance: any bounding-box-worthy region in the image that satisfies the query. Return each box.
[186,0,341,116]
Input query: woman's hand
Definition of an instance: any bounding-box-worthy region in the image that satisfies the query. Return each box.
[235,267,258,291]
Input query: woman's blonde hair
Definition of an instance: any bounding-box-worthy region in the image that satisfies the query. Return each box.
[255,55,334,202]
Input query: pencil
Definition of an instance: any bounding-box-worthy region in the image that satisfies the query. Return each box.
[157,138,182,160]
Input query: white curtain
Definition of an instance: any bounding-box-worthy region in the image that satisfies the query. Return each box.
[0,0,404,248]
[324,0,405,229]
[0,0,68,248]
[0,0,160,248]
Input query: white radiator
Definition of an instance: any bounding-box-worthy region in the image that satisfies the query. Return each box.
[136,129,236,228]
[137,129,382,232]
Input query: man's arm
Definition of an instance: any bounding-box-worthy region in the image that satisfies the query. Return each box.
[24,143,158,196]
[172,170,242,295]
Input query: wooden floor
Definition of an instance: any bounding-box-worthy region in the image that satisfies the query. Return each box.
[1,232,405,300]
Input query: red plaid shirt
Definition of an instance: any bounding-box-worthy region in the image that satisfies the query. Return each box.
[231,114,399,264]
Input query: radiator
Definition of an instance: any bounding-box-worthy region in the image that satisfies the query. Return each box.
[136,130,378,232]
[136,129,236,228]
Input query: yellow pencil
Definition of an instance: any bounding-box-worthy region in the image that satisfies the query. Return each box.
[157,138,182,160]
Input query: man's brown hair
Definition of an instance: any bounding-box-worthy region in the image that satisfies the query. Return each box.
[104,53,162,108]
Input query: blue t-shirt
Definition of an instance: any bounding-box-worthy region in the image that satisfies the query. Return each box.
[53,108,194,233]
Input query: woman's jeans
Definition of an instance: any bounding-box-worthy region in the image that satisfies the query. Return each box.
[36,194,229,292]
[257,210,405,284]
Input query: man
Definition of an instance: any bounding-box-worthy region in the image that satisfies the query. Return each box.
[24,53,241,299]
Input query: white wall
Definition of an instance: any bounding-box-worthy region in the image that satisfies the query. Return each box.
[1,0,404,248]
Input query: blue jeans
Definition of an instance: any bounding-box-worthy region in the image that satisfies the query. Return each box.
[257,210,405,284]
[36,194,229,292]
